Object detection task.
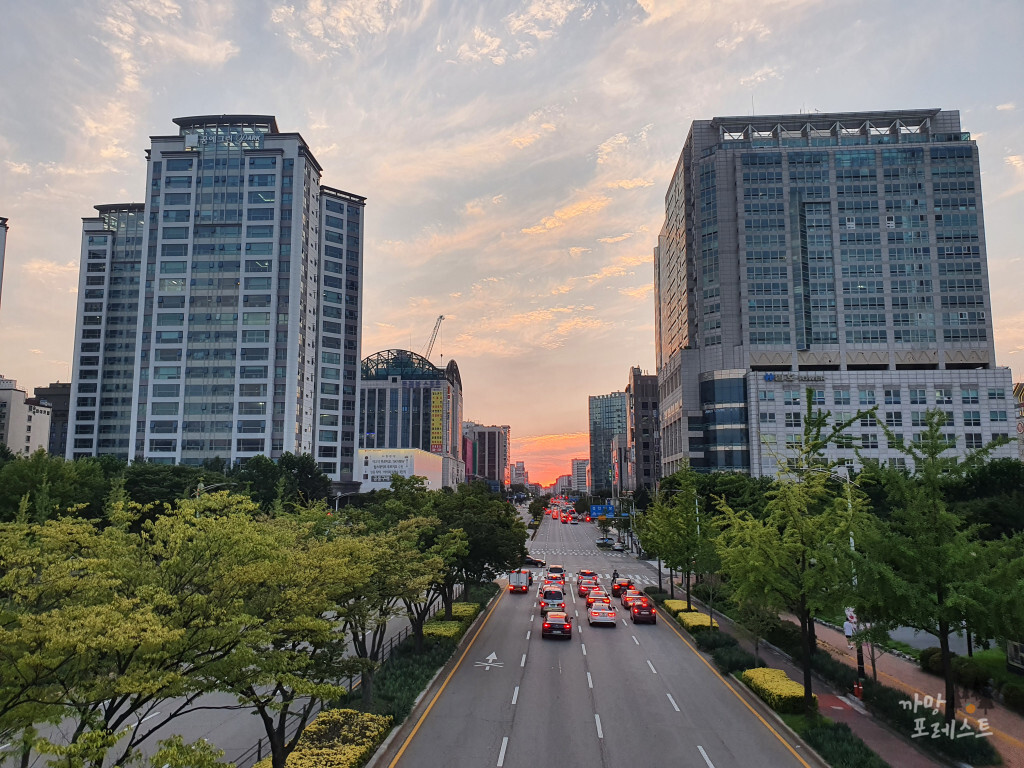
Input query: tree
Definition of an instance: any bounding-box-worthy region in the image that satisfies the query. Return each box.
[210,525,364,768]
[399,518,463,653]
[859,411,1006,723]
[277,452,331,504]
[0,450,108,522]
[715,399,866,713]
[646,475,699,602]
[232,454,282,509]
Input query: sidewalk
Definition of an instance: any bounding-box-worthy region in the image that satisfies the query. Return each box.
[705,609,947,768]
[807,619,1024,768]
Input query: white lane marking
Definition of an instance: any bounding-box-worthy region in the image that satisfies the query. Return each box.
[521,653,527,667]
[512,686,519,705]
[632,635,639,645]
[526,630,531,640]
[697,745,715,767]
[530,614,534,622]
[581,643,587,656]
[647,659,658,674]
[622,619,628,627]
[532,602,537,608]
[667,693,680,712]
[497,736,509,767]
[595,713,604,739]
[587,672,593,689]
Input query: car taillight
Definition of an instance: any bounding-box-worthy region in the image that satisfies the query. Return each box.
[543,623,550,629]
[559,603,565,608]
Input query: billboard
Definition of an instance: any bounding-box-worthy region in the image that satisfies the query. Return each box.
[431,389,443,452]
[358,449,443,491]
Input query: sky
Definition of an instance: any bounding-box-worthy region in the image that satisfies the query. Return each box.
[0,0,1022,487]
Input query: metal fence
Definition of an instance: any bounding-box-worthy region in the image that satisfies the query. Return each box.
[230,586,464,768]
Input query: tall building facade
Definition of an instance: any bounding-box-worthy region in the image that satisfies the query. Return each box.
[510,460,528,486]
[656,109,1016,477]
[34,382,71,457]
[588,392,626,494]
[0,376,51,457]
[571,457,589,494]
[463,422,510,490]
[625,366,661,491]
[66,115,365,482]
[357,349,464,488]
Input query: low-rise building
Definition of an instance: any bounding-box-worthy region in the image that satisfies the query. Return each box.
[0,375,51,457]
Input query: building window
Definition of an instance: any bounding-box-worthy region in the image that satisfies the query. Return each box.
[885,412,903,428]
[965,433,983,449]
[963,411,981,427]
[784,412,801,428]
[784,390,800,406]
[910,388,927,405]
[811,389,825,405]
[861,433,879,449]
[961,388,979,404]
[860,413,877,427]
[834,389,851,405]
[990,410,1008,422]
[884,388,901,405]
[935,388,953,405]
[859,389,876,406]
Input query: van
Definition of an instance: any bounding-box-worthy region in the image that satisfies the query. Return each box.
[508,570,530,593]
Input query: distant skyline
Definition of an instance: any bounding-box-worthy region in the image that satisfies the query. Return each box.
[1,1,1022,487]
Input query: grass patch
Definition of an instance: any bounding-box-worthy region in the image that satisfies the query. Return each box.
[972,647,1017,689]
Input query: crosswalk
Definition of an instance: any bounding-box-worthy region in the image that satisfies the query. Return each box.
[520,568,659,587]
[528,548,630,559]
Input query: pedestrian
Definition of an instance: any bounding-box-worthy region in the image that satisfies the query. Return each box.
[612,569,619,581]
[843,619,855,649]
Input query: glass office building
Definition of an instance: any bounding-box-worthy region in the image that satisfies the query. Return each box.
[588,391,627,494]
[655,109,1015,477]
[68,115,364,482]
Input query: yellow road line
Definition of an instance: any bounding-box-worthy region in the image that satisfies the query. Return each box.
[658,607,813,768]
[387,589,506,768]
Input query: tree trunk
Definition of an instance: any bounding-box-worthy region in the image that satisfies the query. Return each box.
[442,585,454,620]
[798,603,815,714]
[685,569,692,612]
[808,614,818,655]
[669,569,675,599]
[361,668,375,705]
[938,620,956,724]
[965,621,973,658]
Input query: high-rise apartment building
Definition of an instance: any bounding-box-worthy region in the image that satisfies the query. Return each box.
[571,457,589,494]
[625,366,660,491]
[67,115,364,482]
[656,109,1015,477]
[588,392,626,494]
[510,460,528,486]
[462,422,510,490]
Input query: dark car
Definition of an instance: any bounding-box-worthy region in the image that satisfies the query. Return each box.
[541,611,573,639]
[595,538,614,548]
[630,596,657,624]
[610,578,635,597]
[524,555,547,567]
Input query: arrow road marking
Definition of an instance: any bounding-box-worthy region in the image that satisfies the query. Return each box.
[475,652,504,671]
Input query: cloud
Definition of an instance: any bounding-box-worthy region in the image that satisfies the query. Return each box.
[505,0,586,40]
[20,259,80,280]
[596,133,629,164]
[606,177,654,189]
[5,161,31,175]
[996,103,1016,111]
[740,65,781,86]
[621,283,654,300]
[454,27,507,65]
[597,233,633,244]
[271,0,429,58]
[716,19,771,51]
[521,195,612,235]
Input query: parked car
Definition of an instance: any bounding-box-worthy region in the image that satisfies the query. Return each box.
[595,538,614,548]
[523,555,547,567]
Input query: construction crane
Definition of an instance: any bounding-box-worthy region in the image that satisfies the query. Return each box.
[422,315,445,361]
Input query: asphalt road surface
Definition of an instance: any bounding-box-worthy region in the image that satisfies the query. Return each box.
[387,512,814,768]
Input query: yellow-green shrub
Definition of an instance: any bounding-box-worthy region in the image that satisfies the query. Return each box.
[449,603,480,622]
[741,668,815,714]
[676,611,719,632]
[254,709,393,768]
[662,599,689,616]
[423,620,463,639]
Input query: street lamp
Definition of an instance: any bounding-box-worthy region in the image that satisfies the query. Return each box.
[191,481,237,498]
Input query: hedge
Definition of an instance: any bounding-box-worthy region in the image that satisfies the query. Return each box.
[676,611,719,633]
[253,709,392,768]
[422,620,463,639]
[801,719,890,768]
[447,602,481,623]
[694,631,738,652]
[713,646,763,675]
[742,668,814,714]
[662,599,690,616]
[643,586,669,603]
[1003,680,1024,715]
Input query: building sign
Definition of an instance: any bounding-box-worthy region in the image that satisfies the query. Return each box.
[365,452,414,483]
[430,389,443,452]
[762,373,826,383]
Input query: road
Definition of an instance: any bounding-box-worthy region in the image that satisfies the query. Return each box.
[387,510,815,768]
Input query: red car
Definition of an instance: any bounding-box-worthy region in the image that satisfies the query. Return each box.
[578,579,599,597]
[610,578,635,597]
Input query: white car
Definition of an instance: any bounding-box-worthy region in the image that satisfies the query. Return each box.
[588,606,618,627]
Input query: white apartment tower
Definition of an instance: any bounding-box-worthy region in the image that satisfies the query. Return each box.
[67,115,364,482]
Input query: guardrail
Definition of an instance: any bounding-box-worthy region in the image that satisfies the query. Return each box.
[230,586,464,768]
